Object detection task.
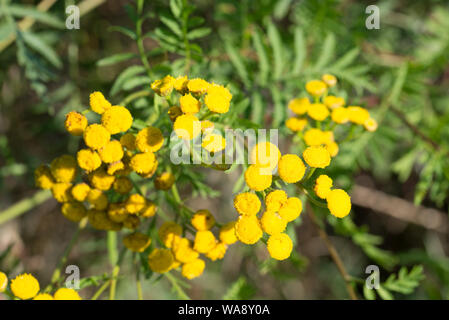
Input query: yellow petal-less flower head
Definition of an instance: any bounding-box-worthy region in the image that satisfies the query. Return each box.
[173,114,201,140]
[107,202,128,223]
[151,75,175,96]
[126,193,146,214]
[305,80,327,97]
[88,209,122,231]
[154,172,175,190]
[278,197,302,222]
[10,273,40,300]
[327,189,351,218]
[304,128,326,146]
[172,238,199,263]
[123,232,151,253]
[53,288,82,300]
[168,106,183,122]
[77,149,102,172]
[71,183,91,202]
[61,202,87,222]
[265,190,288,212]
[244,164,273,191]
[137,159,158,179]
[314,175,333,199]
[364,118,378,132]
[219,221,238,245]
[34,165,55,189]
[123,215,140,230]
[101,106,133,134]
[174,75,189,92]
[158,221,182,248]
[107,161,126,176]
[64,111,88,136]
[180,93,201,114]
[136,126,164,153]
[235,215,263,245]
[323,95,345,109]
[113,176,133,194]
[129,152,157,174]
[0,271,7,292]
[288,97,310,115]
[83,124,110,150]
[89,168,115,191]
[33,293,54,300]
[202,133,226,153]
[249,142,281,172]
[204,84,232,114]
[347,106,370,125]
[260,211,287,235]
[191,209,215,231]
[285,117,308,132]
[201,120,214,133]
[89,91,111,114]
[308,103,329,121]
[99,140,124,163]
[303,146,331,168]
[322,74,337,87]
[182,258,206,280]
[187,78,210,94]
[193,230,217,254]
[325,141,339,157]
[278,154,306,183]
[140,200,158,218]
[51,183,73,203]
[50,155,77,183]
[267,233,293,260]
[87,189,108,210]
[148,248,174,273]
[233,192,261,216]
[120,133,136,150]
[206,242,227,261]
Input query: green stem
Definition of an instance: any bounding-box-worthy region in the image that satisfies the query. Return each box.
[91,281,110,300]
[136,8,152,78]
[164,272,191,300]
[109,248,127,300]
[119,90,151,106]
[181,0,191,73]
[0,190,51,225]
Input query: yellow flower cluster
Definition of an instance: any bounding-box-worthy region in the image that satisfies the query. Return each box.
[0,272,81,300]
[35,92,161,232]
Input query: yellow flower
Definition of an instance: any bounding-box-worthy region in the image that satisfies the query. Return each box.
[153,172,174,191]
[288,97,310,115]
[0,271,7,292]
[180,93,201,114]
[204,84,232,113]
[120,133,136,150]
[141,200,158,218]
[325,141,339,157]
[71,183,90,202]
[201,120,214,133]
[34,165,55,189]
[364,118,378,132]
[191,209,215,231]
[285,117,307,132]
[126,193,146,214]
[233,192,261,216]
[323,95,345,109]
[101,106,133,134]
[193,230,216,253]
[107,203,128,223]
[187,78,210,94]
[347,106,370,125]
[278,154,306,183]
[87,189,108,210]
[235,215,263,245]
[158,222,182,248]
[267,233,293,260]
[260,211,287,235]
[327,189,351,218]
[172,238,199,263]
[303,146,331,168]
[83,124,110,150]
[61,202,87,222]
[151,75,175,96]
[278,197,302,222]
[64,111,88,136]
[181,258,205,280]
[219,221,238,245]
[202,133,226,153]
[53,288,82,300]
[265,190,288,212]
[244,164,272,191]
[314,175,333,199]
[50,155,77,183]
[123,232,151,253]
[113,176,133,194]
[304,128,325,146]
[308,103,329,121]
[107,161,126,175]
[98,140,124,163]
[249,142,281,171]
[123,215,140,230]
[130,152,157,174]
[88,209,121,231]
[331,107,349,124]
[77,149,102,172]
[89,169,115,191]
[10,273,40,300]
[136,126,164,152]
[174,75,188,92]
[173,114,201,140]
[305,80,327,97]
[168,106,183,122]
[33,293,54,300]
[51,183,73,203]
[206,242,227,261]
[322,74,337,87]
[89,91,111,114]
